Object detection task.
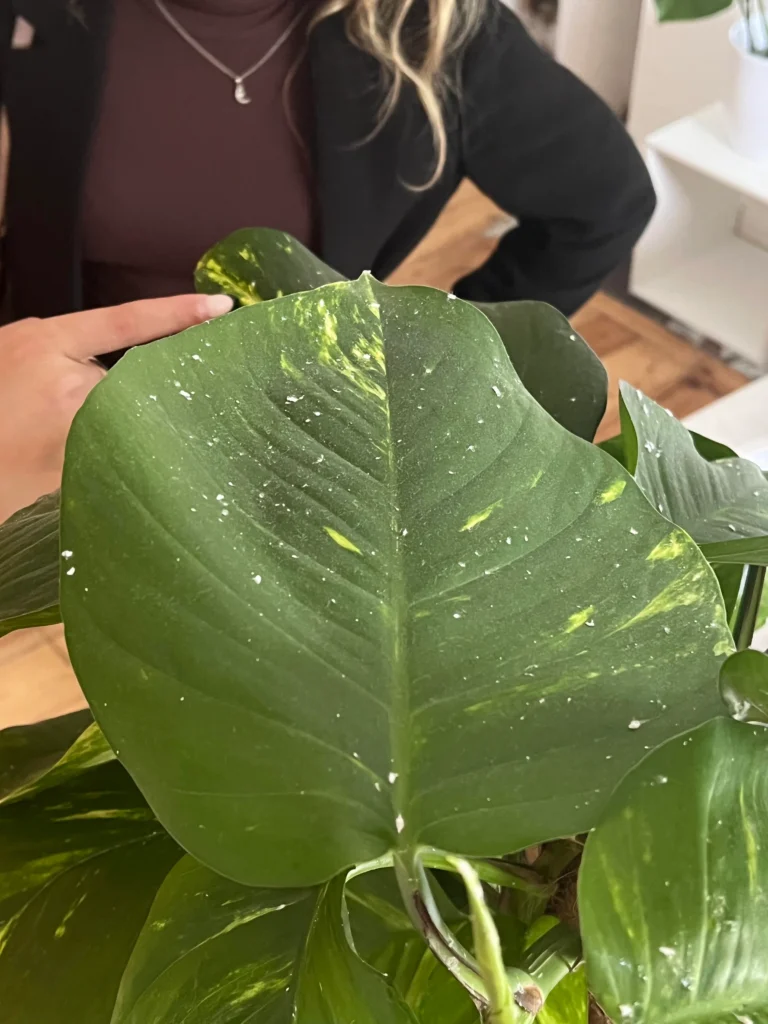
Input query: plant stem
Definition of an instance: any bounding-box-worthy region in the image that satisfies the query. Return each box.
[349,848,552,899]
[732,564,766,651]
[421,848,554,898]
[522,921,583,998]
[394,849,488,1006]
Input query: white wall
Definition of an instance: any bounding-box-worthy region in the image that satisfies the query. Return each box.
[628,0,738,142]
[555,0,643,115]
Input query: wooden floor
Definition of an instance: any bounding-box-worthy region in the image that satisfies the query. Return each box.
[0,182,748,731]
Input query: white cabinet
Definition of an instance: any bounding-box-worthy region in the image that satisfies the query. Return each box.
[631,104,768,366]
[626,0,768,366]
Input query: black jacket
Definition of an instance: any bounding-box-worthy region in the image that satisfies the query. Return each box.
[0,0,655,321]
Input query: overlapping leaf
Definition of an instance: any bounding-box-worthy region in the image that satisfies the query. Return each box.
[0,744,178,1023]
[0,490,61,636]
[720,648,768,724]
[195,227,345,305]
[0,708,92,801]
[581,717,768,1024]
[655,0,731,20]
[620,383,768,563]
[475,301,606,441]
[113,860,415,1024]
[61,278,730,888]
[600,426,738,469]
[196,229,607,438]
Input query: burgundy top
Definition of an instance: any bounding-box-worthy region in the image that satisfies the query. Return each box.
[81,0,314,307]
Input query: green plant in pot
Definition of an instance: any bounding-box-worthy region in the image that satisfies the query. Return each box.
[3,228,768,1023]
[655,0,768,160]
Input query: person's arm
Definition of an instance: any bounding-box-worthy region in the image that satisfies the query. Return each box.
[0,293,233,522]
[453,4,656,316]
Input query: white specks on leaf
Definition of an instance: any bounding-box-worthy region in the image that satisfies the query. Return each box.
[388,772,398,784]
[395,814,405,833]
[66,567,76,576]
[628,719,647,730]
[62,550,73,559]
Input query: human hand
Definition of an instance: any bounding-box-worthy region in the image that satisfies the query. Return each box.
[0,293,234,522]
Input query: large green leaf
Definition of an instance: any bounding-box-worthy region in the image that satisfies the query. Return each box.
[0,757,179,1023]
[580,717,768,1024]
[61,278,730,888]
[476,302,607,441]
[655,0,732,20]
[197,229,606,439]
[113,859,415,1024]
[620,383,768,563]
[0,708,93,801]
[195,227,345,305]
[0,490,60,636]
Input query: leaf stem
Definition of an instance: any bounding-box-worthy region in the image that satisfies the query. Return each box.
[522,920,583,998]
[421,848,554,898]
[393,849,489,1007]
[733,565,766,651]
[349,849,552,898]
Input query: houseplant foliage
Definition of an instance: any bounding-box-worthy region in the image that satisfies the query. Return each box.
[2,229,768,1023]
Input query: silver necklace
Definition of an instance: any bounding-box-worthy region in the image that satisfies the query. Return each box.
[152,0,304,105]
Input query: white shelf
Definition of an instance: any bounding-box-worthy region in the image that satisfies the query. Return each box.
[633,236,768,362]
[648,104,768,206]
[631,104,768,366]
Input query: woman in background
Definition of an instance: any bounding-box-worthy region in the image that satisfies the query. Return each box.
[0,0,654,347]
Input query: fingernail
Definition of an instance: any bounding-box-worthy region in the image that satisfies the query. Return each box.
[202,294,235,317]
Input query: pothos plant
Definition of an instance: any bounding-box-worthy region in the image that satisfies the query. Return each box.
[2,229,768,1024]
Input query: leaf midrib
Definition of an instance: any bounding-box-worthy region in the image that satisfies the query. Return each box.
[374,282,412,848]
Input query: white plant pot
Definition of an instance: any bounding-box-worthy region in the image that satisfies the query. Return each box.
[728,17,768,162]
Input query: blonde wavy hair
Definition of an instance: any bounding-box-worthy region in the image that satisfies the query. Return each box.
[315,0,487,186]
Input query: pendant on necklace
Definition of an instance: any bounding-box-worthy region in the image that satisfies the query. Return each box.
[234,78,251,105]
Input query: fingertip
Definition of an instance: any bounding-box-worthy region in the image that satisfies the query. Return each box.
[200,294,235,319]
